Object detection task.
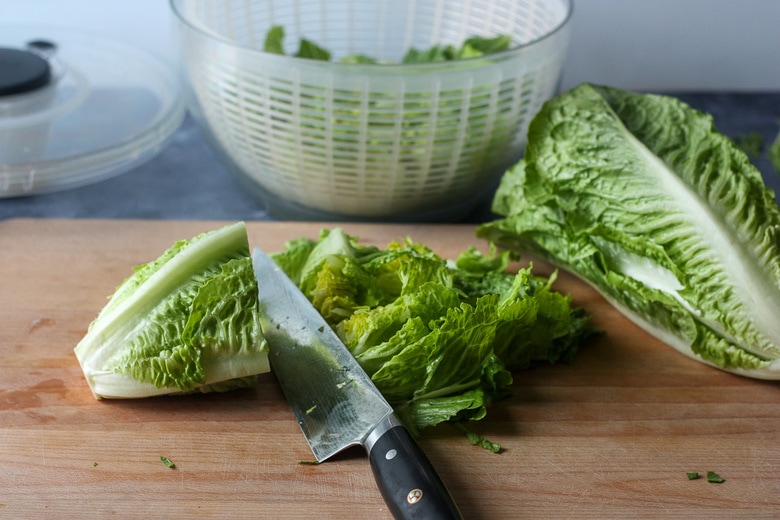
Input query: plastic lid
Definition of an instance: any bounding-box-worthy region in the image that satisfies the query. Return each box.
[0,26,186,197]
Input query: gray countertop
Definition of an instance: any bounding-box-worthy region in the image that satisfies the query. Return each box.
[2,91,779,223]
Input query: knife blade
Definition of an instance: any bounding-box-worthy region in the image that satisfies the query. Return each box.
[252,247,462,520]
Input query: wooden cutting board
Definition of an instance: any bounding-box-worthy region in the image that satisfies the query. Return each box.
[1,218,778,519]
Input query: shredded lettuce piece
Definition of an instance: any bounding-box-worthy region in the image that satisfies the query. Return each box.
[478,83,780,378]
[453,423,502,453]
[271,228,593,435]
[74,222,269,399]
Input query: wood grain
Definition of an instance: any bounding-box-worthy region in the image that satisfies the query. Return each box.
[1,218,778,519]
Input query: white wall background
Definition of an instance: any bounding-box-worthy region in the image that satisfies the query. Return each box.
[2,0,779,92]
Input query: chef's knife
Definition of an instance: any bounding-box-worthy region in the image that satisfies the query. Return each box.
[252,247,462,520]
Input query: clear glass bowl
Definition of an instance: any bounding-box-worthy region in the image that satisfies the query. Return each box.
[171,0,572,221]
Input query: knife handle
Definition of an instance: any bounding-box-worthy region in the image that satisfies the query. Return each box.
[365,416,462,520]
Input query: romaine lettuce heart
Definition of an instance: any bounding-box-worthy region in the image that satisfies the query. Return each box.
[479,84,780,379]
[74,222,269,399]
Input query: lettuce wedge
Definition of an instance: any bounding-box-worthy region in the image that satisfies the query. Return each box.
[478,84,780,379]
[75,222,269,399]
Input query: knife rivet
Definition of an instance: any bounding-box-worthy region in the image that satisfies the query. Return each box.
[407,489,423,504]
[385,449,397,460]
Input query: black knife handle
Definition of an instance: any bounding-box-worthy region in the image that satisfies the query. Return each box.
[366,417,462,520]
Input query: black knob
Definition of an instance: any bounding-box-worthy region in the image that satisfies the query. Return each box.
[0,47,52,97]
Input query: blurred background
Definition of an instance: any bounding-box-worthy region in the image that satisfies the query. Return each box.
[1,0,778,222]
[2,0,779,92]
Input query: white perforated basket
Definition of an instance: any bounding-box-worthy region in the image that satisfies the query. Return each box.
[172,0,572,220]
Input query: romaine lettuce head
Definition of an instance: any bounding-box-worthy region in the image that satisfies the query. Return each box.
[478,83,780,379]
[75,222,269,399]
[273,228,593,433]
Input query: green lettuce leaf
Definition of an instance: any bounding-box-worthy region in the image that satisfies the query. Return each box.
[770,126,780,174]
[263,25,286,55]
[74,222,269,399]
[478,83,780,378]
[272,228,593,433]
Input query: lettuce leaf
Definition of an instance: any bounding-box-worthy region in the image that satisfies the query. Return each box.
[770,126,780,174]
[271,228,593,432]
[478,84,780,378]
[74,222,269,399]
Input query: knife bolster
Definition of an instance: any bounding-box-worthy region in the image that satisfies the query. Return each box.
[364,413,402,453]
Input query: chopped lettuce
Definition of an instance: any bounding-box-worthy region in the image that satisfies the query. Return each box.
[400,34,511,64]
[263,25,332,60]
[257,26,518,210]
[74,222,269,399]
[478,83,780,379]
[262,25,510,64]
[271,228,593,433]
